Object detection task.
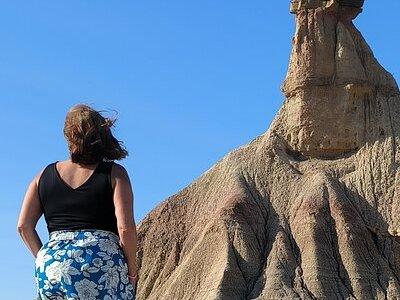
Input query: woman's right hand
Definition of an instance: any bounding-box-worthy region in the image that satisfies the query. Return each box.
[128,273,138,287]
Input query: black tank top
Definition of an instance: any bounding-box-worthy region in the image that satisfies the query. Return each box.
[38,160,119,236]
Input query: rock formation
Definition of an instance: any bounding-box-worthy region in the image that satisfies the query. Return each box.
[135,1,400,299]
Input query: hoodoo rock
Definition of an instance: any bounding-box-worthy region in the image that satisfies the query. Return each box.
[135,2,400,300]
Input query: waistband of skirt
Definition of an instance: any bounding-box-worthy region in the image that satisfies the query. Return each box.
[49,229,120,244]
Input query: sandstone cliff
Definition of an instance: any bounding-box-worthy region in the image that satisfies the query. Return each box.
[135,3,400,299]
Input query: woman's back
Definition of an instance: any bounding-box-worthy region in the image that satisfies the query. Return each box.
[34,159,136,299]
[38,160,118,235]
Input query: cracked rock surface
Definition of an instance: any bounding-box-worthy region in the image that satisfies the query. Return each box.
[134,4,400,300]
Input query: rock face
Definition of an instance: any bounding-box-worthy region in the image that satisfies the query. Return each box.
[135,3,400,300]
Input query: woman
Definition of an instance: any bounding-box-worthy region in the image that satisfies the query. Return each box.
[17,104,138,299]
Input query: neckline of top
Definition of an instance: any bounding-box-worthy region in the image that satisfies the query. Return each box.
[53,160,102,191]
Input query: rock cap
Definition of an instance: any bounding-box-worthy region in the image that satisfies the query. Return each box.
[290,0,364,17]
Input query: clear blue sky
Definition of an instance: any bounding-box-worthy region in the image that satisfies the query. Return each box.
[1,1,398,298]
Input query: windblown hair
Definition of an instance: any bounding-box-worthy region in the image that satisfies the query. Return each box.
[63,104,129,164]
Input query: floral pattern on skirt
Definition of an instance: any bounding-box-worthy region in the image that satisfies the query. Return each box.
[34,229,136,300]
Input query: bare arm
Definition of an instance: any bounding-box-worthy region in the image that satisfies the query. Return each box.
[112,163,138,280]
[17,169,45,258]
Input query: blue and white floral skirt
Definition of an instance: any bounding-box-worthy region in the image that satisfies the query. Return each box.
[34,229,136,300]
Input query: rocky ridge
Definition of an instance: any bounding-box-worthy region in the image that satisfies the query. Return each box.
[135,2,400,299]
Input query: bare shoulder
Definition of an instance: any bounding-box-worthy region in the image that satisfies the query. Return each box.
[110,162,130,189]
[111,162,129,177]
[33,165,49,187]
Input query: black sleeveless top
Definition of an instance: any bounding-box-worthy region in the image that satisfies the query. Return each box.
[38,160,119,236]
